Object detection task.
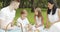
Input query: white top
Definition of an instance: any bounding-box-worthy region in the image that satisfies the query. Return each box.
[36,16,42,25]
[48,8,59,23]
[0,6,16,29]
[17,17,29,32]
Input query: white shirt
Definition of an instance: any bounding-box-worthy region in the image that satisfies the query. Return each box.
[17,17,29,32]
[48,8,59,23]
[0,6,16,29]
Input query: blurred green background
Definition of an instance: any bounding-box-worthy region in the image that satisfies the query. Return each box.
[0,0,60,9]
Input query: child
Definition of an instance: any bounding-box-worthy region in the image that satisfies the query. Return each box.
[17,9,32,32]
[33,8,45,32]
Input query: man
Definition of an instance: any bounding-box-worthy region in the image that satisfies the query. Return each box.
[0,0,20,30]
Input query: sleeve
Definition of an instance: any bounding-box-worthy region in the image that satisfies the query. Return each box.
[0,9,6,21]
[13,10,16,18]
[17,18,21,26]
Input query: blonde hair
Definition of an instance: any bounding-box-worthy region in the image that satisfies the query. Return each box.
[21,9,27,14]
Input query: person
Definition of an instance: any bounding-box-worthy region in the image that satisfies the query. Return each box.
[46,0,60,32]
[17,9,32,32]
[32,8,45,32]
[0,0,20,32]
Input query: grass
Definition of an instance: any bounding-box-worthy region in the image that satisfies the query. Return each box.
[14,8,47,25]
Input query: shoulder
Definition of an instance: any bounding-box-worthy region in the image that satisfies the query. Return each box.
[57,8,60,12]
[17,17,22,23]
[17,17,21,21]
[0,6,9,13]
[1,6,9,11]
[25,18,29,20]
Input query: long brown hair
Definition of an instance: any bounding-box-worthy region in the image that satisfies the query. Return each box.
[35,8,42,18]
[34,8,44,25]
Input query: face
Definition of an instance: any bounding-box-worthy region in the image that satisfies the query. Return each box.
[48,2,54,9]
[14,2,20,9]
[21,12,27,19]
[34,10,38,15]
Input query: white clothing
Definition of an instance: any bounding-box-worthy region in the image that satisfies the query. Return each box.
[33,16,45,32]
[17,17,29,32]
[47,8,60,32]
[48,22,60,32]
[0,6,16,29]
[48,8,59,23]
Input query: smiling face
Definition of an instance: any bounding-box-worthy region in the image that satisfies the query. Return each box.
[34,8,41,16]
[10,1,20,10]
[22,11,27,17]
[48,2,54,9]
[21,10,27,19]
[34,10,38,16]
[14,2,20,9]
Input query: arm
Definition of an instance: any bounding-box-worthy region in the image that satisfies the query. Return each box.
[16,18,23,32]
[0,19,1,28]
[35,16,44,28]
[6,19,15,30]
[46,11,50,28]
[11,11,16,27]
[20,23,23,32]
[11,20,15,27]
[34,16,37,26]
[0,10,7,29]
[58,9,60,22]
[25,24,32,32]
[17,19,22,27]
[25,18,32,31]
[41,16,44,25]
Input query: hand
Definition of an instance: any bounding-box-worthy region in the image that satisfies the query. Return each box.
[35,25,39,28]
[35,24,43,28]
[34,29,40,32]
[7,26,16,30]
[45,24,50,29]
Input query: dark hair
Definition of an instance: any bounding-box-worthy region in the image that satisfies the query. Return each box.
[47,0,57,15]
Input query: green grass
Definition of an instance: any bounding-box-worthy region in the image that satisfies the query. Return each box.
[14,8,47,25]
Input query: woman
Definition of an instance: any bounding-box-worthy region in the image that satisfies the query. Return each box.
[0,0,20,32]
[46,0,60,32]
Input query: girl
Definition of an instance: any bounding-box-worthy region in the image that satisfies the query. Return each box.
[46,0,60,32]
[33,8,45,32]
[17,9,32,32]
